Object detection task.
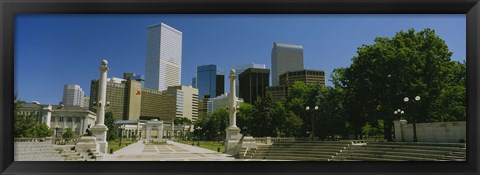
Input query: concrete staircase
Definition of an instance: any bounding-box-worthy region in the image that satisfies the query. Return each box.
[242,141,352,161]
[14,142,65,161]
[332,142,466,161]
[239,141,466,161]
[55,145,99,161]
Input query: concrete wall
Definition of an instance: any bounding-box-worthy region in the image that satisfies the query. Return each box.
[393,120,466,143]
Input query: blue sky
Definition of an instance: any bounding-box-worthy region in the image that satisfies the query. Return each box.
[15,14,466,105]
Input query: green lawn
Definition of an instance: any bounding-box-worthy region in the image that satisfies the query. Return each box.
[107,140,135,153]
[177,140,225,153]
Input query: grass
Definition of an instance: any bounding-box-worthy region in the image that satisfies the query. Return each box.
[177,140,225,153]
[107,140,135,153]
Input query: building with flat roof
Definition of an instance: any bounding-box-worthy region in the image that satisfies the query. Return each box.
[279,69,326,87]
[196,64,225,100]
[166,86,199,122]
[62,84,85,107]
[271,42,304,86]
[239,68,270,104]
[232,63,266,97]
[145,23,182,91]
[17,103,96,136]
[265,85,288,102]
[266,69,326,102]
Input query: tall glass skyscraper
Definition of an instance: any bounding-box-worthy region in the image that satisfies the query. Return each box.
[145,23,183,91]
[62,84,85,107]
[196,64,225,100]
[271,42,304,86]
[232,63,266,96]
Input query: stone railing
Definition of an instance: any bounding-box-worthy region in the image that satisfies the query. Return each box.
[254,137,295,144]
[15,138,48,142]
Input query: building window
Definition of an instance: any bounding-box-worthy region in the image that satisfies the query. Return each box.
[67,117,72,122]
[51,117,55,122]
[75,117,81,122]
[59,117,64,122]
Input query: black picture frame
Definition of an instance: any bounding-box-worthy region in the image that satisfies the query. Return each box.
[1,0,479,174]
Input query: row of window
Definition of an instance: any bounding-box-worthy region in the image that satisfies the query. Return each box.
[51,117,82,122]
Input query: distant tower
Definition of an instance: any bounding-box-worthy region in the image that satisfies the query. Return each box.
[232,63,266,97]
[239,68,270,104]
[62,84,85,107]
[271,42,304,86]
[196,64,225,100]
[145,23,183,91]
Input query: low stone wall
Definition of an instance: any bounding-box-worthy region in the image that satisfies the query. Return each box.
[393,120,466,143]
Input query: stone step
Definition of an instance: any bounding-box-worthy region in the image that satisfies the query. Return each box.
[336,152,438,161]
[368,142,466,148]
[338,150,446,159]
[361,144,463,151]
[344,146,453,155]
[332,155,403,161]
[255,150,339,156]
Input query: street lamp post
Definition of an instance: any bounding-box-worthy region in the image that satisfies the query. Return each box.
[404,96,420,142]
[306,106,319,141]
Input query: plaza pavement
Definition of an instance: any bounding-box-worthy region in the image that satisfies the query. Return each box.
[103,140,237,161]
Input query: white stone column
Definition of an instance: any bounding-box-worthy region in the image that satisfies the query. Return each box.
[90,59,109,154]
[229,69,237,127]
[146,124,152,141]
[158,121,163,141]
[42,104,52,128]
[225,69,242,152]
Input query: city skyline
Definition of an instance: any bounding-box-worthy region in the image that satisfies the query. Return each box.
[15,14,466,104]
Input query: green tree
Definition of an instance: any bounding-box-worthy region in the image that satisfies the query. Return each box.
[340,28,465,140]
[105,111,118,141]
[62,128,75,141]
[35,123,53,138]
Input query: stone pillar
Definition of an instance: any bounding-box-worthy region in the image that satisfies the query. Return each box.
[136,120,140,141]
[146,124,152,141]
[157,121,164,142]
[42,104,52,128]
[393,119,407,142]
[90,59,109,153]
[225,69,242,152]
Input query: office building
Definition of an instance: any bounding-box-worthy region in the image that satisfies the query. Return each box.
[196,64,225,100]
[271,42,304,86]
[166,86,199,122]
[197,95,210,119]
[62,84,85,107]
[239,68,270,104]
[192,77,197,88]
[279,69,326,87]
[232,63,266,96]
[266,69,326,102]
[265,85,288,102]
[145,23,182,91]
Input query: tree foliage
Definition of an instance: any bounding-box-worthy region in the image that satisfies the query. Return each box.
[14,94,53,138]
[338,28,465,139]
[105,111,118,141]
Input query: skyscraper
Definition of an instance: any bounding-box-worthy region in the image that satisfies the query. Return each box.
[196,64,225,100]
[232,63,266,96]
[192,77,197,88]
[271,42,304,86]
[239,68,270,104]
[145,23,182,91]
[62,84,85,107]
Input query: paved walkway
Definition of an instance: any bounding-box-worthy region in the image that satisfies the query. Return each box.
[103,140,236,161]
